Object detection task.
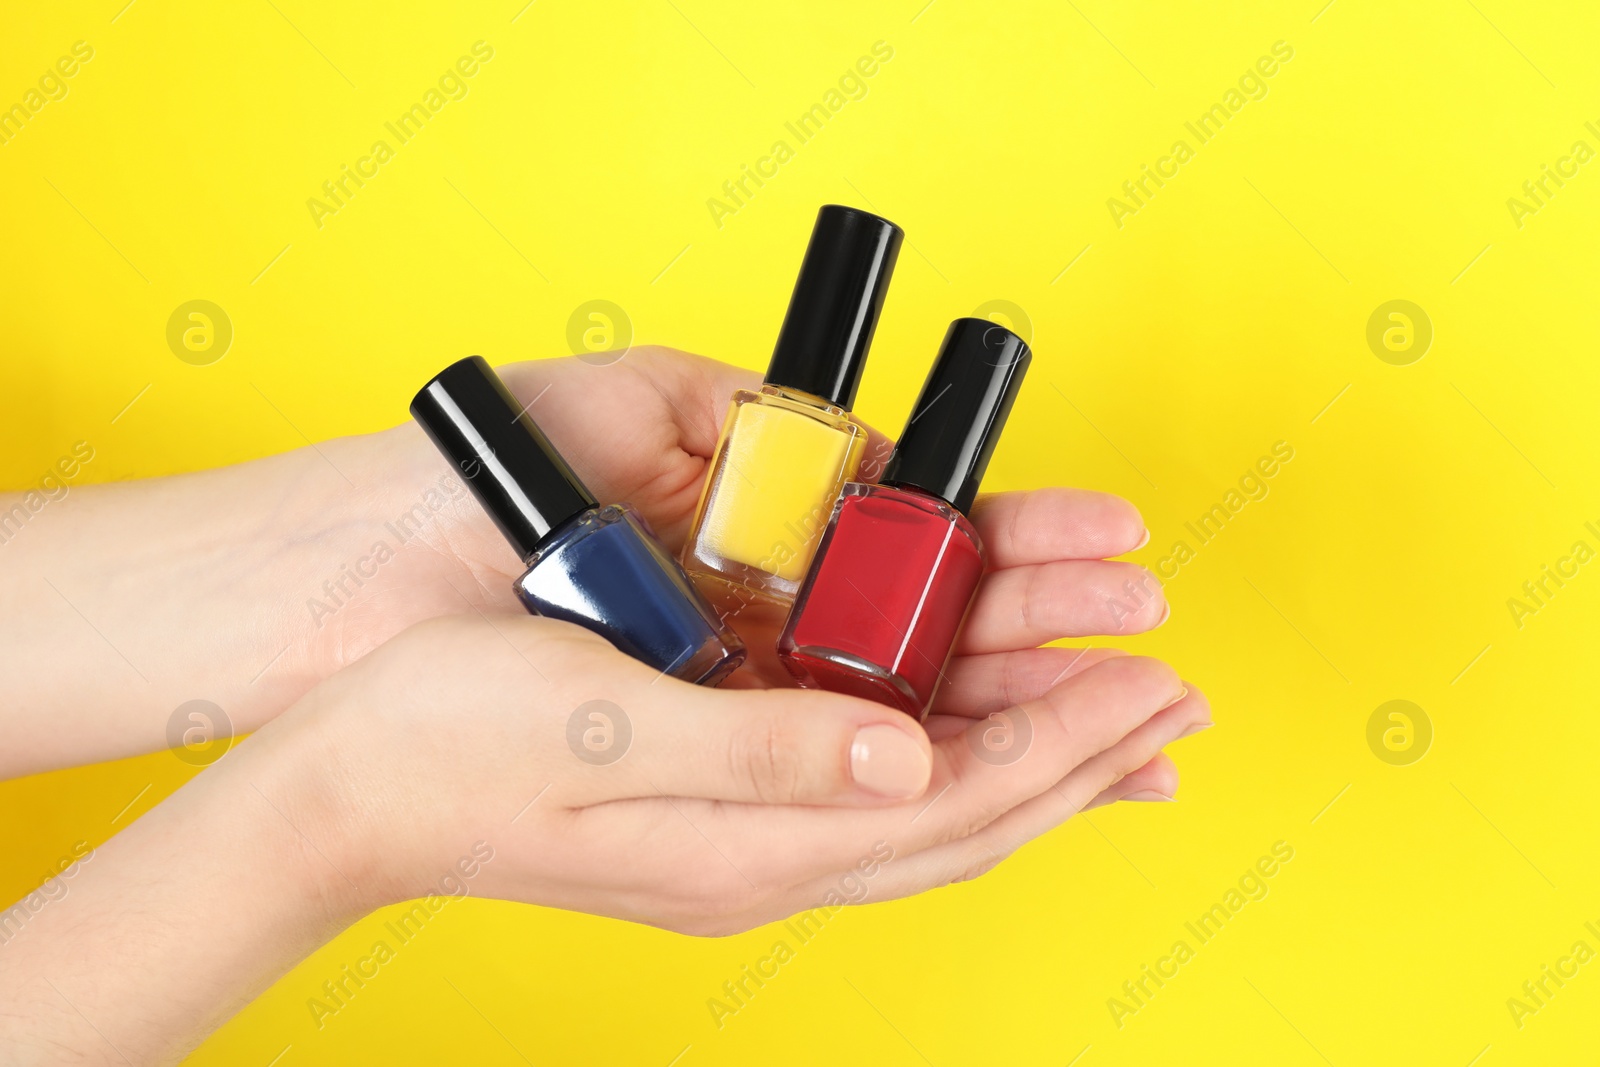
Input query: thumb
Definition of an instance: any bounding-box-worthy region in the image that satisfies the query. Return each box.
[592,682,934,808]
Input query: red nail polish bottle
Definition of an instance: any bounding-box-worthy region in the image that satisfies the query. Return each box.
[778,319,1031,718]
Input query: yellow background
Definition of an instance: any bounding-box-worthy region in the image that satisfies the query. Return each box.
[4,0,1598,1062]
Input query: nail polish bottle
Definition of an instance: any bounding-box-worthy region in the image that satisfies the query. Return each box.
[411,356,745,686]
[682,205,903,610]
[778,319,1031,717]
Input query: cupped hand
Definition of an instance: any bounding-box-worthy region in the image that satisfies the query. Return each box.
[279,611,1208,934]
[293,346,1193,932]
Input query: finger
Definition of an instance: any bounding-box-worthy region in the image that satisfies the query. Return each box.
[932,646,1126,719]
[618,347,761,457]
[597,347,893,474]
[968,488,1146,568]
[807,656,1191,863]
[591,680,935,808]
[957,560,1168,653]
[1083,752,1180,810]
[497,347,756,458]
[853,424,898,485]
[611,656,1197,904]
[851,690,1207,902]
[945,691,1205,864]
[631,348,893,465]
[926,656,1186,836]
[500,348,896,467]
[678,653,1188,890]
[476,617,934,811]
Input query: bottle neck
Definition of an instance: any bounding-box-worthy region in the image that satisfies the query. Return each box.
[758,382,852,416]
[879,477,964,516]
[517,501,596,563]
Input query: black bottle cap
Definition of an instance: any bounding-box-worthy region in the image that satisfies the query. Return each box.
[764,204,903,409]
[882,318,1032,516]
[410,356,597,561]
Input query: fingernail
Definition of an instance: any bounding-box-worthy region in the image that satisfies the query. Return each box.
[1134,528,1150,550]
[1156,601,1171,627]
[1125,789,1176,802]
[1161,686,1189,710]
[851,724,930,799]
[1178,721,1212,739]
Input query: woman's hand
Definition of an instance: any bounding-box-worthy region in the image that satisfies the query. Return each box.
[0,605,1204,1062]
[300,612,1204,932]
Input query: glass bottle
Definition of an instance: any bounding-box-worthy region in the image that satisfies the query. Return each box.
[412,356,744,686]
[682,205,902,612]
[781,483,985,715]
[779,318,1032,717]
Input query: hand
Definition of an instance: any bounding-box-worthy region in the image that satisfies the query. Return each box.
[0,608,1206,1062]
[299,612,1208,932]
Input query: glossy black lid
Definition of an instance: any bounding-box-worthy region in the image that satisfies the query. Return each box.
[410,356,596,561]
[764,204,903,409]
[882,318,1032,515]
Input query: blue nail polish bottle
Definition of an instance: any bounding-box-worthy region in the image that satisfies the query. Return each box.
[411,356,745,685]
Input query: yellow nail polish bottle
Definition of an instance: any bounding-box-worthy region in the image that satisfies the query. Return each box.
[683,205,903,609]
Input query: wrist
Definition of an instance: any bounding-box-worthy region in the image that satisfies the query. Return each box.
[0,694,385,1063]
[257,665,447,917]
[209,691,390,926]
[0,426,454,775]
